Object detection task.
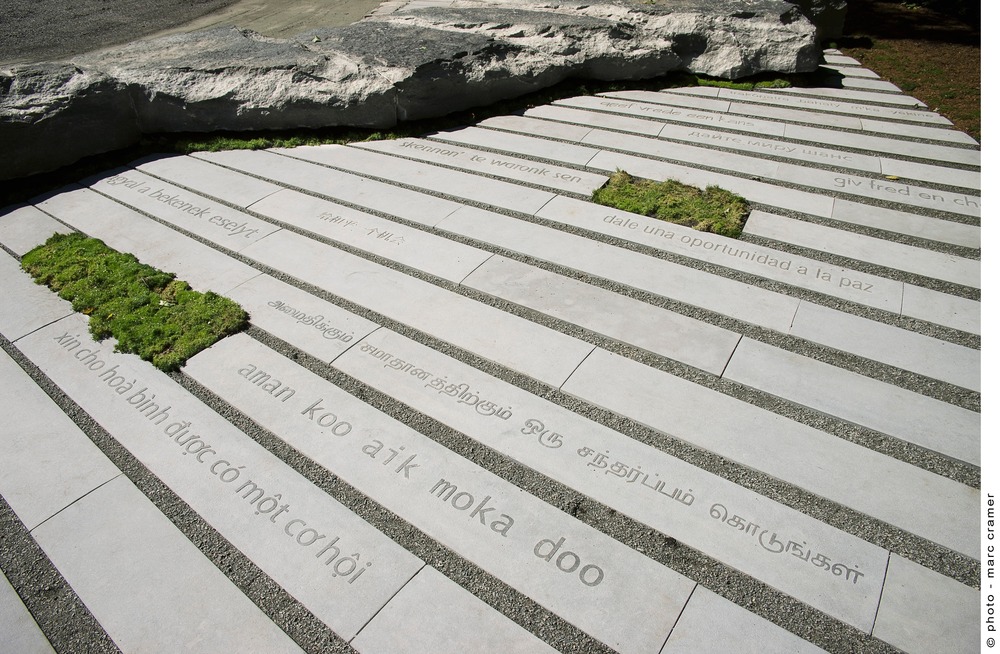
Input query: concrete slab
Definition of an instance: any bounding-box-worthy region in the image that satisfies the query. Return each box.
[536,198,903,315]
[561,348,979,559]
[463,255,742,376]
[580,127,782,180]
[530,102,670,136]
[772,163,979,218]
[723,338,980,466]
[483,112,881,176]
[830,199,979,249]
[822,54,862,66]
[789,302,980,392]
[462,117,597,152]
[744,212,981,289]
[586,150,837,218]
[275,145,557,216]
[16,314,424,640]
[192,150,460,228]
[661,586,824,654]
[440,205,802,333]
[675,87,952,125]
[0,251,74,342]
[859,117,978,145]
[835,77,902,92]
[763,86,927,107]
[880,157,979,190]
[676,94,868,131]
[609,90,732,114]
[187,334,693,654]
[900,282,980,335]
[818,64,882,79]
[331,328,891,632]
[584,91,960,165]
[0,348,121,530]
[0,205,73,257]
[0,569,55,654]
[31,475,305,653]
[239,229,596,388]
[137,154,283,209]
[247,188,492,283]
[560,95,788,137]
[429,126,601,167]
[355,138,608,195]
[783,123,980,166]
[874,554,978,654]
[353,567,559,654]
[654,123,883,175]
[226,273,380,363]
[87,168,281,253]
[36,187,260,295]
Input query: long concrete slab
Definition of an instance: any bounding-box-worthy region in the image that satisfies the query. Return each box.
[764,86,928,107]
[0,347,121,531]
[0,570,55,654]
[30,475,307,653]
[669,86,953,125]
[744,212,980,290]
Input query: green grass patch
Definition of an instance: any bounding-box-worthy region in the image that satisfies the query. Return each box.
[173,130,396,154]
[695,76,792,91]
[592,171,748,237]
[22,233,248,371]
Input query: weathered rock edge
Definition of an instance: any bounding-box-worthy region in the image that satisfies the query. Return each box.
[0,0,818,180]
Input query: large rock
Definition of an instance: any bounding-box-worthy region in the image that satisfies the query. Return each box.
[0,0,819,179]
[786,0,847,41]
[0,64,140,181]
[75,28,400,133]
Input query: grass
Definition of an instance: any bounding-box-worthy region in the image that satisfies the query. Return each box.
[592,171,748,237]
[833,0,979,141]
[172,130,396,154]
[694,77,792,91]
[22,233,248,371]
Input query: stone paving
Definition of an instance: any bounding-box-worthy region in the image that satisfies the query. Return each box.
[0,51,981,653]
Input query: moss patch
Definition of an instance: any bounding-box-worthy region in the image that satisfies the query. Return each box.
[695,76,792,91]
[22,233,248,371]
[592,171,748,237]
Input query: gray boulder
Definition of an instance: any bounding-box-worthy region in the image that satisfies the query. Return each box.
[0,0,819,179]
[74,28,399,133]
[786,0,847,41]
[0,64,139,181]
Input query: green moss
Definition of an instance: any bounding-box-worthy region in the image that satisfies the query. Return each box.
[22,233,248,371]
[696,76,792,90]
[592,171,748,237]
[172,129,398,154]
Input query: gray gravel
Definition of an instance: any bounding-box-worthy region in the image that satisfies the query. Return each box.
[0,0,238,65]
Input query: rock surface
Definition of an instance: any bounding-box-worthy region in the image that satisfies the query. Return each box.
[786,0,847,40]
[0,0,819,179]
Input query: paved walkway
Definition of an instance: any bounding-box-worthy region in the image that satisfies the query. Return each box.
[0,52,981,654]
